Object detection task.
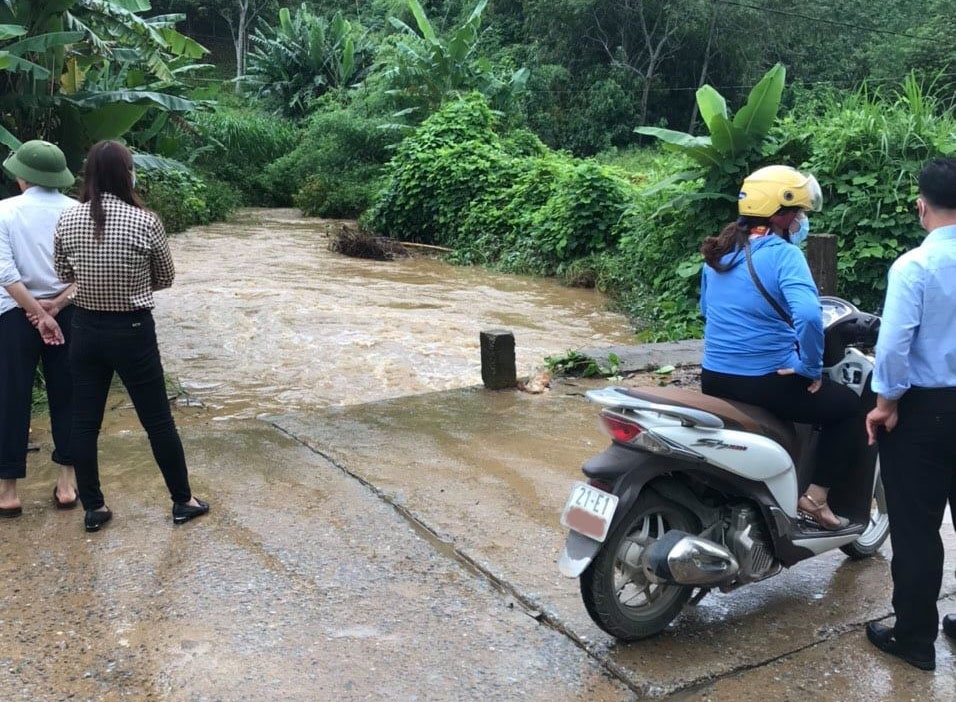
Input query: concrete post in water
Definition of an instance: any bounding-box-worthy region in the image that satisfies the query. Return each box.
[806,233,838,297]
[480,330,517,390]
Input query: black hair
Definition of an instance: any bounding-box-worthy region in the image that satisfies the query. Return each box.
[918,158,956,210]
[81,140,144,239]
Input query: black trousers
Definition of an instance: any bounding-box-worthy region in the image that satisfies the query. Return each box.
[0,305,74,479]
[69,308,192,510]
[879,387,956,653]
[701,368,865,488]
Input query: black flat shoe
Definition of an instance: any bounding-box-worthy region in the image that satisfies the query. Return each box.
[54,485,78,510]
[943,614,956,640]
[866,622,935,671]
[172,498,209,525]
[0,505,22,519]
[84,508,112,533]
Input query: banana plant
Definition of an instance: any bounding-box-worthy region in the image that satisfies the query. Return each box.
[245,4,373,117]
[385,0,528,119]
[635,62,787,195]
[0,0,207,164]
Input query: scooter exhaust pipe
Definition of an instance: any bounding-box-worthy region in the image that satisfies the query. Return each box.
[641,530,739,586]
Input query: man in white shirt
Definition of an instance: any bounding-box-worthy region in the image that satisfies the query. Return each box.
[0,140,78,518]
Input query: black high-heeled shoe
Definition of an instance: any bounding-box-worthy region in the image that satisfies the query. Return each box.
[172,498,209,525]
[84,507,112,532]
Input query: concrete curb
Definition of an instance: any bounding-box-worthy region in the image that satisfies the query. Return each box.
[578,339,704,373]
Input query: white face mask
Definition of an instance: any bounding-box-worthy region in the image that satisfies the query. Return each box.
[130,169,137,188]
[790,214,810,245]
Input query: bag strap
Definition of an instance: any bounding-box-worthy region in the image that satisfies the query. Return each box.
[744,242,793,328]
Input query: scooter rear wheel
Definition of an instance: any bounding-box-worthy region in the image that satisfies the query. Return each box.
[840,468,890,559]
[580,490,697,640]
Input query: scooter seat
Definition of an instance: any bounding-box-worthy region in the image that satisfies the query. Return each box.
[624,386,799,463]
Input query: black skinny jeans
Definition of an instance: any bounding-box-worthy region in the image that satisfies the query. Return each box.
[69,308,192,510]
[701,368,864,488]
[0,306,74,479]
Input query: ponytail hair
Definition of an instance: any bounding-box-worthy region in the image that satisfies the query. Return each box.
[700,215,780,271]
[701,219,750,271]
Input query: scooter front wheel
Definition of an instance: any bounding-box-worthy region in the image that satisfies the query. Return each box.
[580,490,697,640]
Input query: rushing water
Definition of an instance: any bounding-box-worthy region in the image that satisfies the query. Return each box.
[153,209,635,418]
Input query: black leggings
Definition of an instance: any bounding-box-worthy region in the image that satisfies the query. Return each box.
[69,308,192,510]
[701,368,865,488]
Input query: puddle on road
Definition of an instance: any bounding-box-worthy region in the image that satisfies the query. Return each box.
[154,209,635,419]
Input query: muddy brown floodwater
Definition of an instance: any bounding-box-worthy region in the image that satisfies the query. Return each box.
[155,209,635,417]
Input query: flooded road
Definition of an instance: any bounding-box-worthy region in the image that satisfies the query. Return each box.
[155,209,634,418]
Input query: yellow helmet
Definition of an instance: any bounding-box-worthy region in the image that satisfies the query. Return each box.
[738,165,823,218]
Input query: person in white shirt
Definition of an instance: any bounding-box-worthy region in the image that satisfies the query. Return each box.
[0,140,78,518]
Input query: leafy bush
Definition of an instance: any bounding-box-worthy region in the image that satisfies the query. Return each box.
[369,93,641,276]
[190,108,299,206]
[783,77,956,310]
[138,167,240,234]
[265,104,399,217]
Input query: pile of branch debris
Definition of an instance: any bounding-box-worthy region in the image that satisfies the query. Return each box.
[327,224,411,261]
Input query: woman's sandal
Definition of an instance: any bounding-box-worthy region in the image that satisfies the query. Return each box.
[53,485,78,510]
[798,493,850,531]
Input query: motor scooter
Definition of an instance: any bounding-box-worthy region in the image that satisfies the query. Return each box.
[558,296,887,640]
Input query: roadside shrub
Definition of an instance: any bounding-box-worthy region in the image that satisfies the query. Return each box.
[370,93,640,275]
[265,105,398,217]
[782,78,956,310]
[190,108,298,206]
[138,168,239,233]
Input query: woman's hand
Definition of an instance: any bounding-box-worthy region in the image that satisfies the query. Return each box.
[776,368,822,393]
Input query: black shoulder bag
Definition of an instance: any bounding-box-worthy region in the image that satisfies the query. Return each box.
[743,242,793,328]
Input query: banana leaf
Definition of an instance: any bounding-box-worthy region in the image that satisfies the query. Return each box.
[2,30,83,55]
[0,123,20,151]
[696,85,727,129]
[705,112,749,157]
[0,23,27,40]
[407,0,438,42]
[2,54,51,79]
[110,0,152,10]
[157,26,207,59]
[82,102,149,141]
[733,63,786,138]
[66,90,195,112]
[60,57,86,93]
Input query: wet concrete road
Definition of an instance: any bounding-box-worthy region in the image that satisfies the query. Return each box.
[5,206,956,699]
[270,379,956,700]
[2,410,629,701]
[6,379,956,700]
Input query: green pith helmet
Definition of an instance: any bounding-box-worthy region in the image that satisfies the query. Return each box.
[3,140,74,189]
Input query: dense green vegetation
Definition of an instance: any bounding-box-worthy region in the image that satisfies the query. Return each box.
[4,0,956,337]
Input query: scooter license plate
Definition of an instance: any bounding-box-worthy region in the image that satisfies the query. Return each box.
[560,482,619,543]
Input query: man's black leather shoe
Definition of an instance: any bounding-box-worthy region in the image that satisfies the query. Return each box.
[172,498,209,525]
[866,622,935,671]
[943,614,956,640]
[84,508,112,533]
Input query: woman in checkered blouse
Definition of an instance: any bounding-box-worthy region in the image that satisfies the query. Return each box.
[53,141,210,532]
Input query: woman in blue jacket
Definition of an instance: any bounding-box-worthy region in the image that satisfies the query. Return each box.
[699,165,862,530]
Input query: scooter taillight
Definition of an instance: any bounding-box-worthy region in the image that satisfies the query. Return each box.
[599,410,644,443]
[598,409,675,456]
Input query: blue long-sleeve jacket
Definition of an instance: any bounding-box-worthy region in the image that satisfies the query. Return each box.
[700,234,823,378]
